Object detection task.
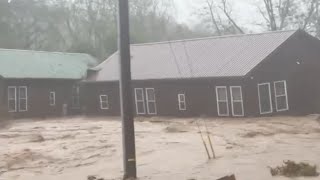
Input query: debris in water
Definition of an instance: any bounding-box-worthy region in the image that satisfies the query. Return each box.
[87,175,105,180]
[270,160,319,177]
[217,174,236,180]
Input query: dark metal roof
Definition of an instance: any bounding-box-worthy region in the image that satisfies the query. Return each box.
[89,30,297,81]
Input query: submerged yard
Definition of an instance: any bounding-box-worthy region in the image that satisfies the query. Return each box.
[0,116,320,180]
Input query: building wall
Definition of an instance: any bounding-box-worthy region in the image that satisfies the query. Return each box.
[245,30,320,116]
[82,82,120,116]
[0,78,10,119]
[83,78,246,117]
[133,79,246,117]
[1,79,77,119]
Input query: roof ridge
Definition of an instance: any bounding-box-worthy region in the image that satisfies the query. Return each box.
[0,48,91,56]
[131,29,297,47]
[92,51,119,70]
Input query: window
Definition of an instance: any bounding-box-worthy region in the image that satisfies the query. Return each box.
[145,88,157,115]
[49,91,56,106]
[7,86,28,112]
[230,86,244,116]
[99,95,109,109]
[18,86,27,112]
[178,93,186,111]
[8,86,16,112]
[72,85,80,108]
[274,80,289,112]
[134,88,146,115]
[258,83,273,114]
[216,86,229,116]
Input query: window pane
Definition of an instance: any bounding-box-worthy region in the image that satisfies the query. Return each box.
[259,84,272,113]
[50,92,55,105]
[233,102,243,116]
[146,89,155,101]
[275,82,285,96]
[276,96,288,110]
[19,99,27,111]
[72,86,80,108]
[179,102,186,110]
[147,102,156,114]
[231,88,242,101]
[8,100,16,112]
[100,95,108,109]
[217,88,227,101]
[73,86,80,94]
[218,102,228,115]
[145,89,157,114]
[135,89,144,101]
[102,101,108,107]
[8,88,16,99]
[137,102,145,114]
[179,94,185,102]
[19,87,27,99]
[100,95,107,102]
[101,101,108,109]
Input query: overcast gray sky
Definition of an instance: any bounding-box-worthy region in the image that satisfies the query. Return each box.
[173,0,263,32]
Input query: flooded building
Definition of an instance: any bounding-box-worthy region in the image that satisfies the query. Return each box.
[83,30,320,117]
[0,49,97,118]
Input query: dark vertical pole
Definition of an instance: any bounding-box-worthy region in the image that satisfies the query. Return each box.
[117,0,137,179]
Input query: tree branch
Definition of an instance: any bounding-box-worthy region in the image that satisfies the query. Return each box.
[302,0,317,30]
[220,0,244,34]
[206,0,222,35]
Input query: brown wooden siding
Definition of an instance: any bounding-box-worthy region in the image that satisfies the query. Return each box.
[245,30,320,116]
[1,79,77,119]
[82,82,120,116]
[83,78,246,117]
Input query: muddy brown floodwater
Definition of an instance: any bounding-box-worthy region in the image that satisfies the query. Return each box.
[0,116,320,180]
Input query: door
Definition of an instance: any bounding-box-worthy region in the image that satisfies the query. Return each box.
[145,88,157,115]
[230,86,244,116]
[258,83,273,114]
[215,86,229,116]
[134,88,146,115]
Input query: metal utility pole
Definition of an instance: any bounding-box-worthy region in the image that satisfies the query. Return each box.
[118,0,137,179]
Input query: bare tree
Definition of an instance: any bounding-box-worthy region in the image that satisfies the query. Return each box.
[219,0,244,34]
[205,0,222,35]
[197,0,244,35]
[301,0,318,30]
[257,0,319,31]
[314,0,320,36]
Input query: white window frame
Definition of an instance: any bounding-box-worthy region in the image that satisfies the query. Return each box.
[178,93,186,111]
[145,88,157,115]
[72,85,80,108]
[99,95,109,110]
[230,86,244,117]
[258,82,273,114]
[215,86,229,116]
[49,91,56,106]
[8,86,17,112]
[18,86,28,112]
[134,88,146,115]
[274,80,289,112]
